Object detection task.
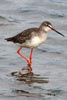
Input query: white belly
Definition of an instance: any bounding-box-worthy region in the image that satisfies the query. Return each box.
[25,34,47,48]
[20,33,47,48]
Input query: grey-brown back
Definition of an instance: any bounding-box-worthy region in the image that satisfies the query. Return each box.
[5,28,39,44]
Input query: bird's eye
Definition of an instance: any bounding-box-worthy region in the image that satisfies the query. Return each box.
[46,24,49,26]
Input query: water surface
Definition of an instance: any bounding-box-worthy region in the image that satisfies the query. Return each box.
[0,0,67,100]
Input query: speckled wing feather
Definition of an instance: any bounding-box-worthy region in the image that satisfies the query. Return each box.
[5,28,38,44]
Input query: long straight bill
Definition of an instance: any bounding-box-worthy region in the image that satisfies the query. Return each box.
[48,26,65,37]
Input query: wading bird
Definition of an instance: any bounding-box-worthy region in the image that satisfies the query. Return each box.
[5,21,64,73]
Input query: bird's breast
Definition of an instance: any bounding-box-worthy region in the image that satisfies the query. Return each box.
[25,33,47,48]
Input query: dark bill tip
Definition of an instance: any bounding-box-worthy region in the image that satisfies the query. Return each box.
[48,26,65,37]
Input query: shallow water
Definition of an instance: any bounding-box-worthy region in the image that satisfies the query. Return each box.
[0,0,67,100]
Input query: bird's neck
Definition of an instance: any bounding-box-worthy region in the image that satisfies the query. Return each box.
[39,25,50,33]
[38,27,47,33]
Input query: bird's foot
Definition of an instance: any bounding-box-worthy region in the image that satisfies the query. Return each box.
[21,66,32,73]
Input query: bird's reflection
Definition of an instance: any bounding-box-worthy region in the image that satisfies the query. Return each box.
[10,65,49,84]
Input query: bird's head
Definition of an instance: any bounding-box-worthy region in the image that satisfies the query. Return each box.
[40,21,64,37]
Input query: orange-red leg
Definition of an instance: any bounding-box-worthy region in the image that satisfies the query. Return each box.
[17,47,33,72]
[17,47,30,65]
[29,48,33,66]
[26,48,33,72]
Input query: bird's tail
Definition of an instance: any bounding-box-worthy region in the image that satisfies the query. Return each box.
[5,37,15,42]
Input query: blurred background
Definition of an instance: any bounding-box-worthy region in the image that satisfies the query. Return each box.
[0,0,67,100]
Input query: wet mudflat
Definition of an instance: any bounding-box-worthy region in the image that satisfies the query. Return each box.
[0,0,67,100]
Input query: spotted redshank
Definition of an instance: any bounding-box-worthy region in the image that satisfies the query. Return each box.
[5,21,64,72]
